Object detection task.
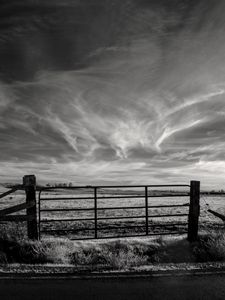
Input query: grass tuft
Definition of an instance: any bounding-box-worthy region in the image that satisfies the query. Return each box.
[192,231,225,262]
[70,239,167,269]
[0,223,27,242]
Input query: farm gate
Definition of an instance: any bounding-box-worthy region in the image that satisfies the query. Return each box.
[38,181,200,241]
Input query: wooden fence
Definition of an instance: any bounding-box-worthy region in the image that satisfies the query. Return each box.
[0,175,38,240]
[0,175,200,242]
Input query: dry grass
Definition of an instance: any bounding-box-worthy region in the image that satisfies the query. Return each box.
[192,231,225,262]
[70,239,163,269]
[0,223,225,268]
[0,223,27,241]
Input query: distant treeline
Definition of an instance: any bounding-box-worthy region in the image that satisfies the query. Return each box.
[2,182,225,195]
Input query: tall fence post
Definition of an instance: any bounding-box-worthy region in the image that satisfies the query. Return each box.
[94,187,98,239]
[23,175,38,240]
[145,186,149,235]
[188,180,200,242]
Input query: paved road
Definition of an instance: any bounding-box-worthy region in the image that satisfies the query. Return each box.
[0,273,225,300]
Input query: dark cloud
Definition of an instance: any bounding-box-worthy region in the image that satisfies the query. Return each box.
[0,0,205,82]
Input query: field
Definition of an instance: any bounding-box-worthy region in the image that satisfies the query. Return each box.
[0,185,225,240]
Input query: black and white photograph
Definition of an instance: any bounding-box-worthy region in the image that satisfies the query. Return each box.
[0,1,225,299]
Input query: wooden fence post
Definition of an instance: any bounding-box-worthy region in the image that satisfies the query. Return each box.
[94,187,98,239]
[188,180,200,242]
[145,186,149,235]
[23,175,38,240]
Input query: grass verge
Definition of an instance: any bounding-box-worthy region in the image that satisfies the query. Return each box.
[0,224,225,269]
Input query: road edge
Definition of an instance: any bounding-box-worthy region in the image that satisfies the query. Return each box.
[1,262,225,278]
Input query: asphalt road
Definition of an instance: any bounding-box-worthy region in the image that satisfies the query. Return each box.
[0,273,225,300]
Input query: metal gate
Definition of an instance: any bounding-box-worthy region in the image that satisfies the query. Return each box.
[38,182,199,240]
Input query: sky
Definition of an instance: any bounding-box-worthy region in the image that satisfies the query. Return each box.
[0,0,225,189]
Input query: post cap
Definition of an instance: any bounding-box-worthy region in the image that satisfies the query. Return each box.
[23,175,36,187]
